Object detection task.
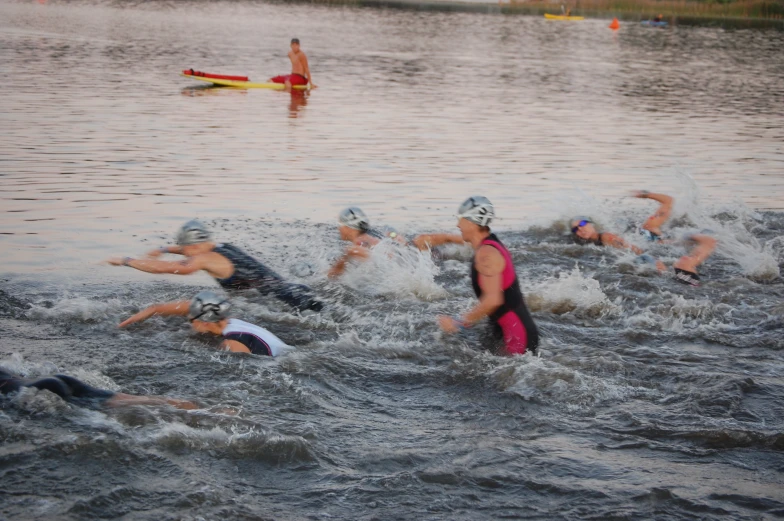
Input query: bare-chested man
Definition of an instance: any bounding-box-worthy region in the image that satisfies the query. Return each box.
[270,38,317,92]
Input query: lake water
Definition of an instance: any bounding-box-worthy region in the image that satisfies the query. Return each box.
[1,0,783,519]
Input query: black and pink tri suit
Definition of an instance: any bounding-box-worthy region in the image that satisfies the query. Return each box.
[471,234,539,355]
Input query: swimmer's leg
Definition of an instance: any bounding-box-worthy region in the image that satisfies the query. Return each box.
[636,191,673,237]
[495,311,531,356]
[26,377,73,400]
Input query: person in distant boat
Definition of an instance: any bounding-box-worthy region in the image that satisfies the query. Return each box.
[106,220,323,312]
[0,367,198,410]
[653,13,663,22]
[328,207,467,278]
[270,38,317,92]
[570,190,674,253]
[119,291,291,357]
[438,196,539,356]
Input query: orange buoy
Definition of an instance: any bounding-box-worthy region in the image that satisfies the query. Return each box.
[609,17,620,30]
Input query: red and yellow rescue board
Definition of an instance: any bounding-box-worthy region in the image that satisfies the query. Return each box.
[182,69,249,81]
[181,73,309,90]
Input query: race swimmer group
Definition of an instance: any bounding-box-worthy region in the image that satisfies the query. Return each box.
[104,191,715,358]
[3,193,717,411]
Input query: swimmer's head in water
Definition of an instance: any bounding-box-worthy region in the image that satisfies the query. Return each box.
[176,220,212,246]
[457,196,494,227]
[570,216,597,242]
[189,291,231,323]
[339,207,370,232]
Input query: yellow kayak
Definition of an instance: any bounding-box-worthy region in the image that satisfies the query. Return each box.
[181,74,309,90]
[544,13,585,20]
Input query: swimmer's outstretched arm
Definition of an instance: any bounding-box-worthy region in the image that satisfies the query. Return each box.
[439,245,504,333]
[601,232,644,255]
[633,191,673,236]
[411,233,465,251]
[119,300,190,328]
[145,245,185,258]
[328,245,371,279]
[106,256,207,275]
[106,393,199,410]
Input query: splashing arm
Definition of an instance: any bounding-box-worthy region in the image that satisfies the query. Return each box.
[602,232,643,255]
[411,233,465,251]
[146,245,184,258]
[328,245,371,278]
[107,256,207,275]
[118,300,190,328]
[673,235,717,273]
[634,191,674,235]
[106,393,199,410]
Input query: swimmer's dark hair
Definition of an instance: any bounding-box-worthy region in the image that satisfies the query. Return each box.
[291,38,300,44]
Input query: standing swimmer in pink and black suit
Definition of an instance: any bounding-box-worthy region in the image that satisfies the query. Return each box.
[438,197,539,356]
[270,38,317,92]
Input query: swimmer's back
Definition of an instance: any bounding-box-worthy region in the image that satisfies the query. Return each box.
[222,318,290,357]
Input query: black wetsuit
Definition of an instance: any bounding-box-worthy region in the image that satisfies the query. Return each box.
[471,234,539,355]
[0,369,115,408]
[212,243,323,312]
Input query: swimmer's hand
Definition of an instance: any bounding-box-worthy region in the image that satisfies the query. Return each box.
[310,83,318,89]
[438,315,461,334]
[119,310,151,328]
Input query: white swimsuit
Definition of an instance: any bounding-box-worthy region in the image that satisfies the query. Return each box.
[221,318,290,357]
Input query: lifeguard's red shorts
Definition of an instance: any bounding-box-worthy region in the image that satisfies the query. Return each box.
[270,74,308,86]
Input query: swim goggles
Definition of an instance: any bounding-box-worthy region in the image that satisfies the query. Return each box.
[189,303,225,323]
[571,220,591,234]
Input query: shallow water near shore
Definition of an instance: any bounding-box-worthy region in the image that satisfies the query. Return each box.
[1,0,784,519]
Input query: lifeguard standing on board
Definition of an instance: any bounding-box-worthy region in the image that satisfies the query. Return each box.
[270,38,317,92]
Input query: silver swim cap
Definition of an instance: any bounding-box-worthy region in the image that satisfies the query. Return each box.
[176,220,211,246]
[338,207,370,231]
[188,291,231,323]
[457,196,494,227]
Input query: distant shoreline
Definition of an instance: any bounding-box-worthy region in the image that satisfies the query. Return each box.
[293,0,784,28]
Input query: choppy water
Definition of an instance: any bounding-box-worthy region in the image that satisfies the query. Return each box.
[1,0,784,519]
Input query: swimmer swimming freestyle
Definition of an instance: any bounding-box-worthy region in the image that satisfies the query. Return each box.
[438,196,539,356]
[570,191,674,253]
[570,191,717,285]
[328,207,466,278]
[120,291,291,356]
[0,367,198,410]
[107,220,323,312]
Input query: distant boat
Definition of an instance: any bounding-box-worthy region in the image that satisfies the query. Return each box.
[544,13,585,20]
[641,20,668,27]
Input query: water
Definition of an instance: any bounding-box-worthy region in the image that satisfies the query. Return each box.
[1,0,784,519]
